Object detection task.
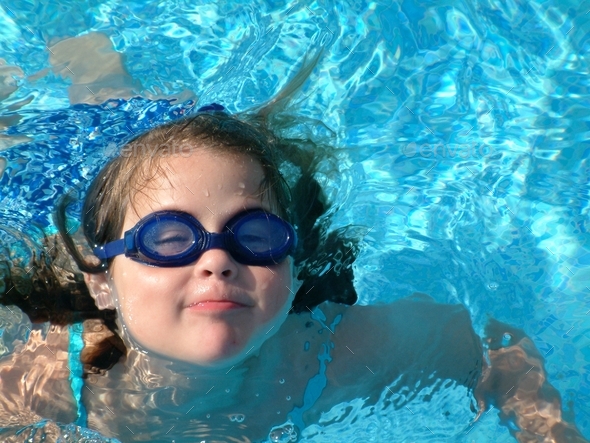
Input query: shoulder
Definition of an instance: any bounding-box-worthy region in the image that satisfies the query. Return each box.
[325,293,475,347]
[323,294,483,389]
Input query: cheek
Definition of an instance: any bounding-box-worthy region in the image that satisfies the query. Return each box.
[110,268,142,326]
[110,260,184,322]
[256,262,294,312]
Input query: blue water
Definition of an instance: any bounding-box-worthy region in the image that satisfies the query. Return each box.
[0,0,589,441]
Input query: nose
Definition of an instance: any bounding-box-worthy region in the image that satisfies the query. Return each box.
[193,247,239,279]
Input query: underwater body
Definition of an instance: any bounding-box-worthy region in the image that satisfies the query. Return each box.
[0,0,589,441]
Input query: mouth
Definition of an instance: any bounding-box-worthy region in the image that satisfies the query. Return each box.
[186,300,249,312]
[185,288,252,312]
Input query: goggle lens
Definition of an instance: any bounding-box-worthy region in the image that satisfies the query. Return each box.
[235,217,288,254]
[141,218,198,257]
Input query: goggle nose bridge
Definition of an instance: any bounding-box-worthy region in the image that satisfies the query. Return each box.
[201,231,235,254]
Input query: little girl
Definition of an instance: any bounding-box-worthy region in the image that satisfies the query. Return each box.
[1,65,587,442]
[56,103,492,442]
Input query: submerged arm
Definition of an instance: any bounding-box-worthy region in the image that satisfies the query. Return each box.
[321,293,484,406]
[475,319,588,443]
[0,324,77,439]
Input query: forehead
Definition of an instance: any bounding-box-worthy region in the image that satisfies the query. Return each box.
[126,150,269,223]
[162,150,264,190]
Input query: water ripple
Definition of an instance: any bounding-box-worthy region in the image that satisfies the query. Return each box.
[0,0,589,440]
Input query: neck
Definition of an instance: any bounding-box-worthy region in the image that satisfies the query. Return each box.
[120,345,254,386]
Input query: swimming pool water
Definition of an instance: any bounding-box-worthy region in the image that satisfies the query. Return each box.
[0,0,589,441]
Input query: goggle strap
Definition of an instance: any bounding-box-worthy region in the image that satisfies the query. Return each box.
[94,239,125,260]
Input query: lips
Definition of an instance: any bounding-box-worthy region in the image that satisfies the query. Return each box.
[184,288,252,312]
[186,300,248,312]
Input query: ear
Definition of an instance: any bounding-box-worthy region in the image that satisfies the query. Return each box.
[83,272,116,310]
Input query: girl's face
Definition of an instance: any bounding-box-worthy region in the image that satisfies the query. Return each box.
[98,149,294,366]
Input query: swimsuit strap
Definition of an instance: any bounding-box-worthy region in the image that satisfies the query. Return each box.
[68,323,88,427]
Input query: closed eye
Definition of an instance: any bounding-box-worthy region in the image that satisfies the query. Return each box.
[153,233,192,245]
[148,231,195,255]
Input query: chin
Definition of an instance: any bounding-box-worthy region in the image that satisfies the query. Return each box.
[169,340,253,368]
[174,352,250,370]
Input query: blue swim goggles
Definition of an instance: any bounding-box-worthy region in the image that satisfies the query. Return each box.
[93,209,297,267]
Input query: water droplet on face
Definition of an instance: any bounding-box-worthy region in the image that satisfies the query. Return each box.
[238,182,246,189]
[279,378,285,384]
[204,189,210,197]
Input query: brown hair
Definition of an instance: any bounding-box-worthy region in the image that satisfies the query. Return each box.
[0,233,126,374]
[49,52,359,373]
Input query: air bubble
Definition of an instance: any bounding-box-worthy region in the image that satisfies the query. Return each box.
[269,422,298,442]
[279,378,285,384]
[229,413,245,423]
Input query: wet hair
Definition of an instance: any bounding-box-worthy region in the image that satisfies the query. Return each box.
[13,52,359,374]
[0,234,126,372]
[0,237,94,325]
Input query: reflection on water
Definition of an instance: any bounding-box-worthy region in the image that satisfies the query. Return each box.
[0,0,589,441]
